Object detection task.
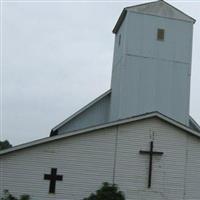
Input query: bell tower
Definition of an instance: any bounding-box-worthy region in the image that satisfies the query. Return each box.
[109,0,195,125]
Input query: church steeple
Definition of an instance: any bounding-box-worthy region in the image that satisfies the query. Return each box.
[51,0,199,136]
[110,0,195,125]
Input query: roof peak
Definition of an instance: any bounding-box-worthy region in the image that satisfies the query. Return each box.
[113,0,195,34]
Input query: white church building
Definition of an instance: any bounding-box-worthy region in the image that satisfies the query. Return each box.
[1,1,200,199]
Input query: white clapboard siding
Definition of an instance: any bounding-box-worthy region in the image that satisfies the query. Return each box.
[115,118,188,200]
[185,135,200,199]
[0,127,117,200]
[1,117,200,200]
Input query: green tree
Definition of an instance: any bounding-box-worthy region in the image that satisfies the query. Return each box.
[83,182,125,200]
[0,140,12,151]
[1,190,30,200]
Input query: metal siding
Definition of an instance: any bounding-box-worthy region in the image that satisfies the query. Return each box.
[58,92,111,134]
[110,11,193,126]
[109,60,122,120]
[112,16,127,67]
[110,18,127,120]
[125,11,193,65]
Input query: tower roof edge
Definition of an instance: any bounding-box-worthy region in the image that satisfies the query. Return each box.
[113,0,195,34]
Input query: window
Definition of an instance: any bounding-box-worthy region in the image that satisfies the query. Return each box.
[157,29,165,41]
[118,34,121,46]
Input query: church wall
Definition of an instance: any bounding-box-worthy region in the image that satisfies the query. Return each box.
[185,134,200,199]
[115,118,190,200]
[1,118,200,200]
[0,127,117,200]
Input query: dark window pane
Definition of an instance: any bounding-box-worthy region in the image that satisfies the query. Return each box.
[157,29,165,41]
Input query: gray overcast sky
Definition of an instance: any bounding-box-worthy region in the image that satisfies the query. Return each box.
[1,0,200,146]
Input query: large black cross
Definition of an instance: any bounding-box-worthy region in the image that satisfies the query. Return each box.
[139,141,163,188]
[44,168,63,194]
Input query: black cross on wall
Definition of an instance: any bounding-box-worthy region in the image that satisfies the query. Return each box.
[44,168,63,194]
[139,141,163,188]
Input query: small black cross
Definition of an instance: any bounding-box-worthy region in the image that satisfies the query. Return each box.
[44,168,63,194]
[139,141,163,188]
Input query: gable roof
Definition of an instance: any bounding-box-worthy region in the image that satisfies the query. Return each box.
[51,89,111,135]
[113,0,196,34]
[1,112,200,157]
[50,88,200,136]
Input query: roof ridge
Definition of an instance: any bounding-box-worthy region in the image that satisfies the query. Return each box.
[1,112,200,157]
[113,0,195,34]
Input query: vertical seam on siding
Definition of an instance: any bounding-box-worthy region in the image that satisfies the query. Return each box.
[112,126,119,184]
[0,158,3,194]
[183,134,189,199]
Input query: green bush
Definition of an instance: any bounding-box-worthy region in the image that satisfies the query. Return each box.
[83,182,125,200]
[19,195,30,200]
[1,190,30,200]
[0,140,12,151]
